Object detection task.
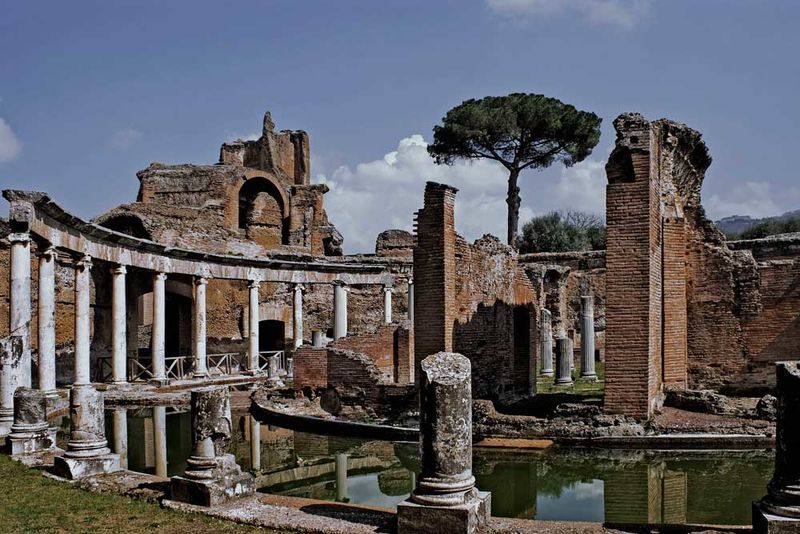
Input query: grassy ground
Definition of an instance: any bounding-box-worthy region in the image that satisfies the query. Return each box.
[0,455,281,534]
[536,362,605,398]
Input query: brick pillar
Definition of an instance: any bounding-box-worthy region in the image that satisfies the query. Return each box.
[413,182,458,383]
[604,113,663,419]
[662,214,688,387]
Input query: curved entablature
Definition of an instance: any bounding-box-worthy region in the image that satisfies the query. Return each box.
[3,189,392,286]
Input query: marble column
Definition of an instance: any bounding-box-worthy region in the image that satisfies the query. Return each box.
[248,280,260,373]
[153,405,167,477]
[74,256,92,386]
[9,232,32,389]
[112,408,129,469]
[151,272,167,384]
[383,286,393,324]
[540,309,554,377]
[111,265,127,385]
[312,330,323,348]
[8,387,57,455]
[293,284,304,349]
[37,246,57,394]
[580,296,597,381]
[333,281,348,340]
[0,336,24,435]
[249,416,261,471]
[554,334,573,386]
[193,276,209,378]
[170,386,255,506]
[398,352,490,533]
[53,385,120,479]
[407,279,415,322]
[336,452,349,502]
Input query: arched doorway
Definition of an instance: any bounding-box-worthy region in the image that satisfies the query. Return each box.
[239,177,287,248]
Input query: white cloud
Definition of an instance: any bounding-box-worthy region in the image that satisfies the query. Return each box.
[109,127,141,149]
[0,118,22,163]
[705,181,788,220]
[316,134,607,254]
[486,0,652,29]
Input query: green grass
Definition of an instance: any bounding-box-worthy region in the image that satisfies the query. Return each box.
[0,455,281,533]
[536,361,605,398]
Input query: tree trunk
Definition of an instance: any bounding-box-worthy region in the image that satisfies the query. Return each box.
[506,168,521,246]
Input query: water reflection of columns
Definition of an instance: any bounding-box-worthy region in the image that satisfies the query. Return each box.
[335,452,349,502]
[249,416,261,471]
[112,408,129,469]
[153,406,167,477]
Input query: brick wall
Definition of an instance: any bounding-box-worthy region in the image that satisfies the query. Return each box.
[662,216,688,386]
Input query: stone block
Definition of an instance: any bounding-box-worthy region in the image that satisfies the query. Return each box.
[397,490,491,534]
[170,454,255,507]
[52,453,121,480]
[9,426,57,455]
[753,501,800,534]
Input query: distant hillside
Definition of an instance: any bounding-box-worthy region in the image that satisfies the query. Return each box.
[715,209,800,238]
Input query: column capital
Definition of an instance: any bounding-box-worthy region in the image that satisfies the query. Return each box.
[194,276,208,286]
[111,264,127,275]
[153,271,167,282]
[8,232,30,245]
[248,279,260,289]
[38,245,56,260]
[332,279,347,288]
[383,286,394,293]
[76,254,92,271]
[293,283,305,293]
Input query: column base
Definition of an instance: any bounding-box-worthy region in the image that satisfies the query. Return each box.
[753,500,800,534]
[579,374,598,382]
[105,382,131,391]
[8,426,57,456]
[397,489,491,534]
[52,452,120,480]
[0,416,13,438]
[540,370,554,377]
[192,371,211,380]
[554,378,574,386]
[170,454,255,506]
[149,378,170,387]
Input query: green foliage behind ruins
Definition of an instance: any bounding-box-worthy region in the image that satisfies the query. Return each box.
[517,211,606,253]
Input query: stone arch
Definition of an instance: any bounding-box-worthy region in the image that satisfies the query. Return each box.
[237,176,289,248]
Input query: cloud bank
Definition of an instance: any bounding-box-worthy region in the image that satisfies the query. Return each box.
[0,118,22,163]
[316,134,606,254]
[486,0,652,29]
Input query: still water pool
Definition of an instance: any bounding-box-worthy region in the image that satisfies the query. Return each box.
[51,407,773,525]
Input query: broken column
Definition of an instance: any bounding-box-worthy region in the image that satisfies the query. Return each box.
[0,336,24,436]
[8,387,57,455]
[753,362,800,532]
[539,309,554,377]
[554,333,573,386]
[170,386,255,506]
[579,296,597,381]
[312,330,324,347]
[53,385,120,479]
[397,352,490,533]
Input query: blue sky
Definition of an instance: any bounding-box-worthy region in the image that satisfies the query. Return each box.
[1,1,799,252]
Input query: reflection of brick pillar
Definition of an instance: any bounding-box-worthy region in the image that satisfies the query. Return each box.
[604,113,663,419]
[662,215,688,387]
[413,182,458,382]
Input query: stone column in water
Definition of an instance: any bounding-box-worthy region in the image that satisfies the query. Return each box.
[554,334,573,386]
[397,352,490,534]
[580,296,597,381]
[37,246,57,395]
[333,281,348,339]
[112,408,129,469]
[336,452,349,502]
[193,276,209,378]
[53,384,120,479]
[74,256,92,386]
[170,386,255,506]
[293,284,304,349]
[8,387,58,455]
[110,264,128,385]
[249,416,261,471]
[151,272,168,384]
[540,309,554,377]
[247,279,260,373]
[0,336,24,435]
[753,362,800,532]
[384,286,393,324]
[153,405,167,477]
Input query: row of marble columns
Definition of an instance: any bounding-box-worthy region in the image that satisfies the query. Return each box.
[539,296,597,385]
[4,236,407,397]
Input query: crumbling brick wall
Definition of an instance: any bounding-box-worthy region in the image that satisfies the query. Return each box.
[329,321,414,384]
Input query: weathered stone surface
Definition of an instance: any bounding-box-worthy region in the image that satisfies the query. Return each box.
[376,229,414,258]
[758,394,778,422]
[554,337,573,386]
[8,387,57,455]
